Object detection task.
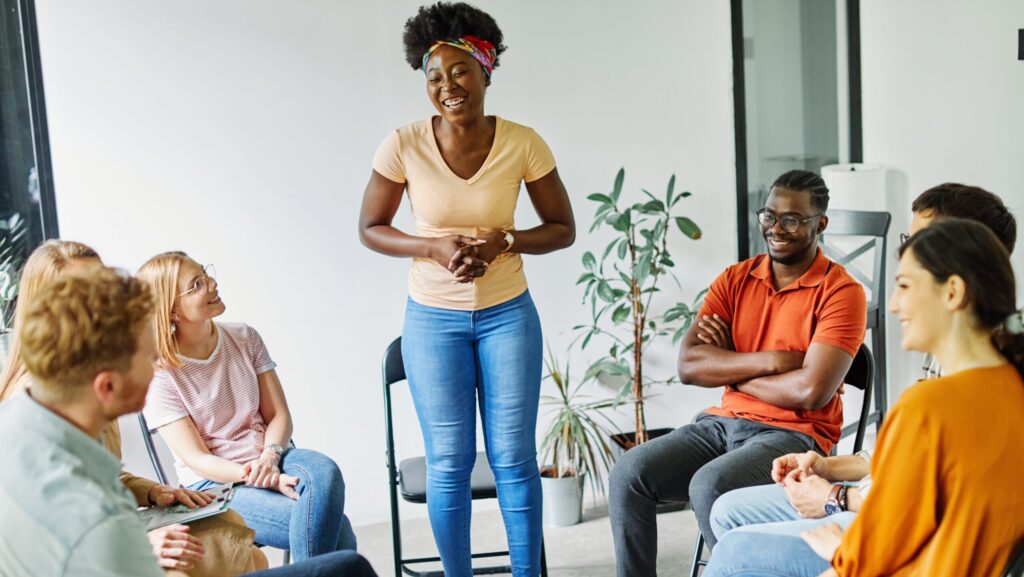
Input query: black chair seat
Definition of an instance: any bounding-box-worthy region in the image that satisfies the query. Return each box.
[399,452,497,503]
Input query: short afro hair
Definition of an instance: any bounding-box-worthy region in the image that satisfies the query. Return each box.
[771,170,830,213]
[912,183,1016,254]
[403,2,506,72]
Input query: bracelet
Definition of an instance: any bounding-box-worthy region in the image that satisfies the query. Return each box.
[838,485,849,511]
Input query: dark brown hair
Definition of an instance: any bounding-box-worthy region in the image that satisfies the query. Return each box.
[900,218,1023,375]
[912,183,1016,254]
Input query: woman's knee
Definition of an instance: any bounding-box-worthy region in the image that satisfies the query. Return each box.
[287,449,344,489]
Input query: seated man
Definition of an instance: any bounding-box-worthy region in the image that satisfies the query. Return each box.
[702,183,1017,576]
[608,170,867,576]
[0,269,376,577]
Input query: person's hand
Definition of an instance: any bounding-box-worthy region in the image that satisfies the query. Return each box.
[782,469,834,518]
[243,455,281,489]
[276,473,300,500]
[473,230,509,265]
[147,523,205,570]
[801,522,845,561]
[772,450,830,483]
[431,235,488,283]
[696,314,734,350]
[148,484,216,509]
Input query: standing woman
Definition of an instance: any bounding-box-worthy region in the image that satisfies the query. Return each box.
[358,3,575,576]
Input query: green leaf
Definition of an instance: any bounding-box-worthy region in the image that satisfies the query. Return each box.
[665,174,676,206]
[582,251,596,271]
[604,212,621,226]
[575,272,595,285]
[601,239,619,263]
[588,193,613,205]
[674,216,703,239]
[597,281,616,303]
[612,210,631,232]
[636,252,652,285]
[611,168,625,203]
[617,238,628,259]
[612,304,631,324]
[640,200,665,214]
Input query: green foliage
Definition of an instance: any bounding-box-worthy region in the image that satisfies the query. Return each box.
[574,168,705,443]
[0,213,29,333]
[539,344,618,497]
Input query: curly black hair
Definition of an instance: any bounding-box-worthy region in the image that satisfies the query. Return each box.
[772,170,830,213]
[402,2,507,71]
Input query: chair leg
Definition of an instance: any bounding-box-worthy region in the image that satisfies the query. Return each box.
[689,532,706,577]
[282,550,290,565]
[872,323,887,424]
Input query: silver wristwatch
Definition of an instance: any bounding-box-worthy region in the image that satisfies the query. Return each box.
[264,443,286,459]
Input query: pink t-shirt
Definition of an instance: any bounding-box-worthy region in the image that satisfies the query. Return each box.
[144,322,276,487]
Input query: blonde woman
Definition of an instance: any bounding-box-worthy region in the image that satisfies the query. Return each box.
[138,252,355,561]
[0,240,265,576]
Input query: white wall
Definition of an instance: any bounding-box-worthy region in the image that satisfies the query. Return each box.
[861,0,1024,403]
[35,0,737,525]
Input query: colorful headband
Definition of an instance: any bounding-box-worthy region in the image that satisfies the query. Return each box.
[421,35,497,78]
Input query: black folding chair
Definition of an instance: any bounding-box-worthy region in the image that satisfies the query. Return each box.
[383,337,548,577]
[137,413,292,565]
[689,343,876,576]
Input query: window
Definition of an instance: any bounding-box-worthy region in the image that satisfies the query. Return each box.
[732,0,862,259]
[0,0,58,331]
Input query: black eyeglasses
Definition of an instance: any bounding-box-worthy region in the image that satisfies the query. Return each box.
[756,209,823,233]
[899,233,910,246]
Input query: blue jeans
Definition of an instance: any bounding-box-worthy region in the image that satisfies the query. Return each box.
[704,484,857,577]
[189,448,356,561]
[249,550,377,577]
[402,290,543,577]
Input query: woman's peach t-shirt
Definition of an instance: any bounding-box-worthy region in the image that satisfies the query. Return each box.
[373,116,556,311]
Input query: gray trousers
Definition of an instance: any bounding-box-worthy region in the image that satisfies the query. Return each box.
[608,413,820,577]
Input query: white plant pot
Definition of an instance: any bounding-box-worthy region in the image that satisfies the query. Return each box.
[540,473,583,527]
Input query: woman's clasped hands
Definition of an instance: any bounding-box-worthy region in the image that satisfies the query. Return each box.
[433,230,507,283]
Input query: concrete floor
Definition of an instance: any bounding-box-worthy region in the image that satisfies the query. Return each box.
[342,503,702,577]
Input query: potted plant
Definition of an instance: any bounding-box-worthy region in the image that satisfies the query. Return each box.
[538,344,618,527]
[574,168,704,449]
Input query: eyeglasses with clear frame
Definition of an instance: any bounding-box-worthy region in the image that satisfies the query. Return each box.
[177,264,216,298]
[756,209,824,233]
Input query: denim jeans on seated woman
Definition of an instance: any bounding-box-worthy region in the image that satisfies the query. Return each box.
[402,290,543,577]
[249,550,377,577]
[703,484,858,577]
[189,448,357,561]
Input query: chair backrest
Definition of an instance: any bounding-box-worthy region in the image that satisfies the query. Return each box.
[138,412,173,486]
[1004,538,1024,577]
[382,337,405,475]
[382,337,406,388]
[819,209,892,311]
[839,343,874,454]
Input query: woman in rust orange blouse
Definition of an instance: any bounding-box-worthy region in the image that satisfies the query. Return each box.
[799,218,1024,576]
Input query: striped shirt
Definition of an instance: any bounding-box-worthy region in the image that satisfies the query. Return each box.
[144,322,276,487]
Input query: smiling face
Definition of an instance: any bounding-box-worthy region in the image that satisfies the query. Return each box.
[173,258,226,323]
[761,186,826,266]
[889,249,953,353]
[424,44,488,122]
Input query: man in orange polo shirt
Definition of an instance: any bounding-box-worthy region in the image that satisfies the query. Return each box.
[608,170,866,577]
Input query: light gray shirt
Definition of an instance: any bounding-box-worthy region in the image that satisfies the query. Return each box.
[0,394,163,577]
